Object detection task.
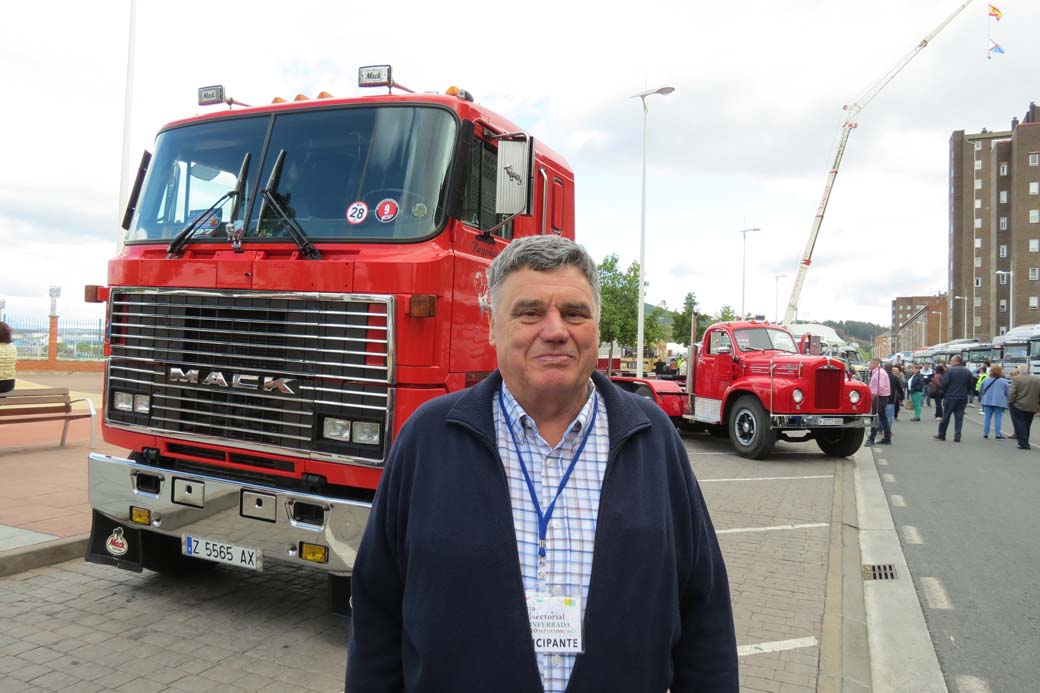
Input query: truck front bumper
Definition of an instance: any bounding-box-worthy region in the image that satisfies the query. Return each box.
[771,414,874,429]
[87,453,373,575]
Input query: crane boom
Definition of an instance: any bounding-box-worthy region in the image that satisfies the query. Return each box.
[782,0,975,326]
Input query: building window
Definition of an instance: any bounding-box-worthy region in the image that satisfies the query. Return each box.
[976,277,983,287]
[999,325,1007,334]
[1000,244,1008,257]
[1000,190,1008,203]
[975,160,983,170]
[1031,182,1039,195]
[1032,296,1040,310]
[1000,217,1008,231]
[1030,153,1039,167]
[975,218,983,229]
[975,257,982,267]
[977,317,984,327]
[1031,267,1040,280]
[1000,299,1007,312]
[975,237,982,248]
[975,179,983,190]
[974,296,982,307]
[1000,162,1009,176]
[974,142,982,151]
[1032,210,1040,224]
[975,199,982,209]
[1031,239,1039,252]
[1000,273,1008,285]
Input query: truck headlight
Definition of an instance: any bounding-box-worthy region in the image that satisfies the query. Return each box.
[322,418,351,441]
[114,391,134,411]
[849,390,861,404]
[352,421,381,445]
[133,395,151,413]
[792,389,804,404]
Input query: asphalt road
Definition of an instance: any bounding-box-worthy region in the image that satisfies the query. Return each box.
[874,401,1040,692]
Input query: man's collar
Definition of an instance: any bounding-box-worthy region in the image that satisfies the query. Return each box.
[499,380,596,444]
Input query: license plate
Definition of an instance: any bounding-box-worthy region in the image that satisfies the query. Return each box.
[818,417,844,426]
[182,535,262,571]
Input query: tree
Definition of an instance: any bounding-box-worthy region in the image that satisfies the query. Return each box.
[598,255,639,375]
[670,292,699,347]
[714,304,738,322]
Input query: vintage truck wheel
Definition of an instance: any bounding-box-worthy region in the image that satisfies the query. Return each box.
[815,428,865,457]
[729,395,776,459]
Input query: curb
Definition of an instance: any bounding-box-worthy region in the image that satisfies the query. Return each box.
[0,534,89,578]
[854,446,948,692]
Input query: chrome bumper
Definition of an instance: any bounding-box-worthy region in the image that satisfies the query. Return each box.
[88,453,373,575]
[771,414,874,429]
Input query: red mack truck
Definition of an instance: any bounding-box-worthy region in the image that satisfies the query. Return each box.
[84,66,574,610]
[683,320,873,459]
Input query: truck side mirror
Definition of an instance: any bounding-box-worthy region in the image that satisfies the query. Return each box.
[715,345,731,355]
[496,138,534,216]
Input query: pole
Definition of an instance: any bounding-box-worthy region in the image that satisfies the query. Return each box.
[636,98,647,378]
[117,0,138,253]
[1010,272,1014,331]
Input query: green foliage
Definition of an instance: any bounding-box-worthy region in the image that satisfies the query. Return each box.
[598,255,640,351]
[670,292,699,347]
[822,320,885,344]
[714,305,738,322]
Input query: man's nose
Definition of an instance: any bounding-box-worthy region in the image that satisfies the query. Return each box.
[539,310,569,341]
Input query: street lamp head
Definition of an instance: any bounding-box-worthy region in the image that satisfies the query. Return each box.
[630,85,676,99]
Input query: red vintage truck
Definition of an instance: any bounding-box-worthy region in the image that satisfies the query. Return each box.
[84,66,574,609]
[683,320,872,459]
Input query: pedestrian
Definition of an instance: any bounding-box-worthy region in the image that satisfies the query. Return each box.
[1007,363,1040,450]
[907,364,926,421]
[0,321,16,394]
[979,364,1011,439]
[889,364,906,422]
[866,358,892,447]
[653,357,666,376]
[933,356,973,442]
[921,363,935,408]
[930,364,946,420]
[346,235,739,692]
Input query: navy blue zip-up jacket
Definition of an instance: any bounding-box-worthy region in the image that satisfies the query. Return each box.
[346,370,738,692]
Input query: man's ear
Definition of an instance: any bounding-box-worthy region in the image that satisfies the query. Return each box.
[488,310,496,346]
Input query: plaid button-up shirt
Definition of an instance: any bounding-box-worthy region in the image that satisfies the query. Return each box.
[493,380,610,693]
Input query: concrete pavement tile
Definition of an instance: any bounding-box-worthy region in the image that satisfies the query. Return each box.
[115,678,166,693]
[48,654,113,681]
[89,669,137,690]
[198,661,250,685]
[168,674,224,692]
[8,662,52,682]
[0,678,40,693]
[15,648,63,665]
[227,672,276,692]
[31,671,100,692]
[142,665,190,686]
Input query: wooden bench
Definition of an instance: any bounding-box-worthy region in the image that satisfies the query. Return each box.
[0,388,97,448]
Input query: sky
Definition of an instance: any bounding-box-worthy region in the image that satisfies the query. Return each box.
[1,0,1037,327]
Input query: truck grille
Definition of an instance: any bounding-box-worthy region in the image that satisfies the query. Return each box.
[105,288,394,464]
[814,366,843,410]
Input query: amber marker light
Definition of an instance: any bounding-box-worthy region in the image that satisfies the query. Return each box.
[299,543,329,564]
[130,506,151,525]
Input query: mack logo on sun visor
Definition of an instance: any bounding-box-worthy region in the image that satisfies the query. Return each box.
[168,368,298,395]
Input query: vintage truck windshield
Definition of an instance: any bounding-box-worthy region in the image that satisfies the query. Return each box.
[1003,344,1028,361]
[128,106,458,243]
[733,328,798,353]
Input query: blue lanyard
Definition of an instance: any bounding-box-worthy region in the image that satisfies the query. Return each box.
[499,387,598,559]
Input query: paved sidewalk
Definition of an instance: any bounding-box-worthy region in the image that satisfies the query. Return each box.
[0,373,124,559]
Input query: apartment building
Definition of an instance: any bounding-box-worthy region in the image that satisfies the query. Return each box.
[950,102,1040,341]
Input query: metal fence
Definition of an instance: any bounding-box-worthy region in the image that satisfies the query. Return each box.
[4,313,105,361]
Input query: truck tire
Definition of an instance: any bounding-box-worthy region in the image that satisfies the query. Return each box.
[729,395,776,459]
[815,428,865,458]
[141,531,218,576]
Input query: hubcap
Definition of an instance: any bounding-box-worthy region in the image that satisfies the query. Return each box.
[735,409,756,446]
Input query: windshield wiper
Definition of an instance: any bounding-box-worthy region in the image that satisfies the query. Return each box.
[167,152,251,259]
[257,150,321,260]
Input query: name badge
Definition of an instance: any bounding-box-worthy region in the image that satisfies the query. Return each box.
[526,591,583,653]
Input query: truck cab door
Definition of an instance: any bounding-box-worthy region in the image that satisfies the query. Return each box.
[696,329,735,400]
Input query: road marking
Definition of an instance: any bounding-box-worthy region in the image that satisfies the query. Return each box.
[737,636,818,657]
[921,577,954,610]
[717,523,828,535]
[877,459,888,466]
[901,525,923,544]
[699,475,833,482]
[956,675,993,693]
[882,473,896,483]
[891,494,907,507]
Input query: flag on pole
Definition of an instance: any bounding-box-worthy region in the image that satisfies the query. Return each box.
[989,39,1006,54]
[988,4,1003,21]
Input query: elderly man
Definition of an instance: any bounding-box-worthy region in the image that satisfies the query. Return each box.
[346,236,738,692]
[933,355,974,443]
[866,359,892,446]
[1008,364,1040,450]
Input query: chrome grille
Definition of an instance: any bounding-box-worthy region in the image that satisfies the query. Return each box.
[814,366,843,410]
[105,288,394,464]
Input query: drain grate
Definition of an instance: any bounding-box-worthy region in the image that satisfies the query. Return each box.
[862,564,897,580]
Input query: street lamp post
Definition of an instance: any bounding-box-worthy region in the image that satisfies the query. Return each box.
[774,274,787,324]
[738,227,761,318]
[953,296,968,339]
[631,85,674,378]
[996,271,1014,331]
[931,310,942,345]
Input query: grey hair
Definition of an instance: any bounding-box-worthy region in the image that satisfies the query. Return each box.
[1018,364,1029,375]
[486,236,600,313]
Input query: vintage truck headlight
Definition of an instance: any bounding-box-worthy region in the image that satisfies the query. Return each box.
[792,389,804,404]
[133,395,151,413]
[352,422,381,445]
[113,391,134,411]
[322,418,351,441]
[849,390,861,404]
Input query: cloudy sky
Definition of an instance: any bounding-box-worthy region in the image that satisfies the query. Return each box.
[1,0,1036,326]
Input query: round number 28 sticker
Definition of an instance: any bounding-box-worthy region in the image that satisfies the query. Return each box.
[346,201,368,225]
[375,199,399,223]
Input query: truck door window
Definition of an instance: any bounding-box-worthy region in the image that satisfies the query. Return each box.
[462,136,513,239]
[551,178,565,233]
[708,331,731,354]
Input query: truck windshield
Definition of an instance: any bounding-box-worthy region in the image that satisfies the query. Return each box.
[128,106,457,243]
[1004,344,1028,361]
[1031,341,1040,359]
[733,328,798,353]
